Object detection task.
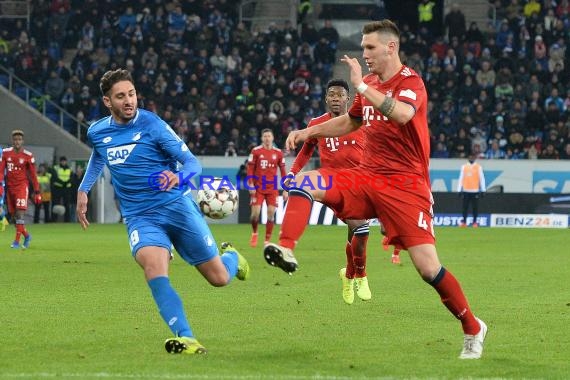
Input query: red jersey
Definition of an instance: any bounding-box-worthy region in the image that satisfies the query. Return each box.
[0,147,40,195]
[290,112,364,174]
[348,65,431,183]
[247,145,286,192]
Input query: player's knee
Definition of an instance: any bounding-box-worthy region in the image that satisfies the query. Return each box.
[206,272,230,287]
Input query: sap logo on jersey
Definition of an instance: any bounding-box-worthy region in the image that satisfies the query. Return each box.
[107,144,136,165]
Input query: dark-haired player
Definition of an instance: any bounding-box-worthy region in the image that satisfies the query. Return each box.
[0,130,41,248]
[286,79,371,304]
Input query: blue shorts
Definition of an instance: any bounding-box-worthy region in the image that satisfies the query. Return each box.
[124,195,218,266]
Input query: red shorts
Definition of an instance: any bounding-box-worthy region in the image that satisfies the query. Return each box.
[319,167,435,250]
[6,187,30,214]
[250,191,278,207]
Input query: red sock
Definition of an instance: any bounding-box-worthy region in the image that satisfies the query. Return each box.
[351,224,369,277]
[265,221,274,242]
[393,248,401,256]
[251,219,258,234]
[15,221,25,242]
[382,236,389,251]
[345,241,355,278]
[278,188,313,249]
[429,267,480,335]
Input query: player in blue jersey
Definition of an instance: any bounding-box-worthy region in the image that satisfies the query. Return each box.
[76,69,250,355]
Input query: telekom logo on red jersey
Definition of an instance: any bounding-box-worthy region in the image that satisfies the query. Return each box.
[325,137,340,152]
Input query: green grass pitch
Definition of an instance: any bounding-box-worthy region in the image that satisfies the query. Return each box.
[0,223,569,379]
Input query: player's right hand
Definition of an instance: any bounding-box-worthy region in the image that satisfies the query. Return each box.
[286,129,309,150]
[76,191,90,230]
[283,172,295,188]
[249,189,256,196]
[341,54,363,88]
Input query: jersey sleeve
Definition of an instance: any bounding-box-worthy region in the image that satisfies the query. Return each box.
[278,150,286,178]
[246,150,256,178]
[348,92,364,120]
[290,118,319,174]
[289,141,316,175]
[156,118,202,177]
[27,155,40,193]
[393,75,426,113]
[79,149,105,193]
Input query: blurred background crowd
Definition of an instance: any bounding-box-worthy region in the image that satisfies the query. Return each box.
[0,0,569,160]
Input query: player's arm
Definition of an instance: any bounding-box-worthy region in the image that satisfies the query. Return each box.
[478,166,486,193]
[354,83,415,125]
[278,151,287,178]
[246,150,257,192]
[77,149,105,229]
[158,120,202,191]
[457,165,465,193]
[0,151,4,214]
[27,158,42,204]
[286,114,359,150]
[289,140,316,175]
[0,151,5,199]
[341,55,415,125]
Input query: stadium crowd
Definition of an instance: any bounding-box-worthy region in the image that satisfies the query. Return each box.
[0,0,569,160]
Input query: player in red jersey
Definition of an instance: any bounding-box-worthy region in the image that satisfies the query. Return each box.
[287,79,371,304]
[264,20,487,359]
[246,129,286,247]
[0,130,42,249]
[0,148,6,231]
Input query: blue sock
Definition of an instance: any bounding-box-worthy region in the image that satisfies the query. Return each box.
[221,250,238,281]
[147,276,193,337]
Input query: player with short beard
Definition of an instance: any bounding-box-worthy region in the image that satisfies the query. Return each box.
[265,20,487,359]
[77,69,250,355]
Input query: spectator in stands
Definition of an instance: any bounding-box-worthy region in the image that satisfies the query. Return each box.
[471,131,488,155]
[485,139,506,159]
[4,0,570,160]
[475,60,496,89]
[45,70,65,102]
[560,143,570,159]
[465,22,484,57]
[540,143,561,159]
[167,5,187,38]
[444,3,466,42]
[318,19,339,50]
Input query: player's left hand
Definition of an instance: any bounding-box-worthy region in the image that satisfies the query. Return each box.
[159,170,179,191]
[34,192,42,205]
[285,129,309,150]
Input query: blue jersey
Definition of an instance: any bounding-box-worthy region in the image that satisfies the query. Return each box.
[79,109,201,217]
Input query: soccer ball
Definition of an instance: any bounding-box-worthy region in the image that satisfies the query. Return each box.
[196,178,238,219]
[52,205,66,216]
